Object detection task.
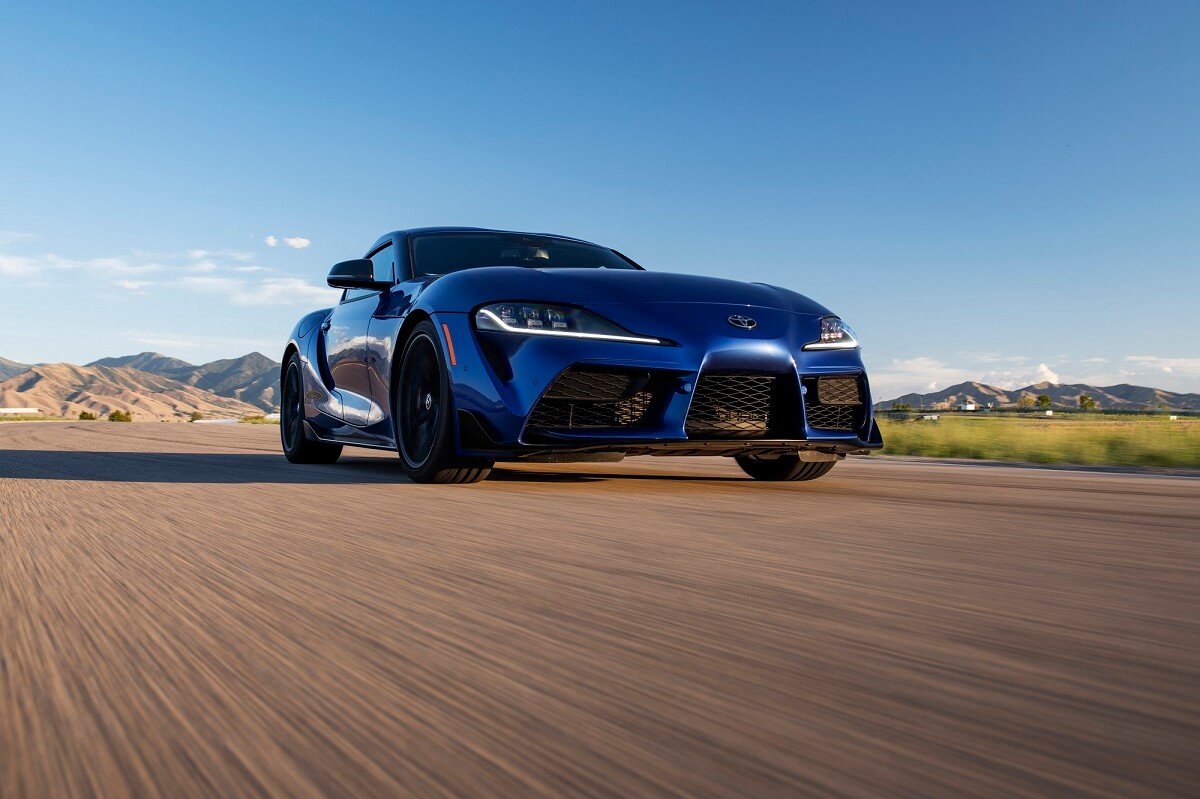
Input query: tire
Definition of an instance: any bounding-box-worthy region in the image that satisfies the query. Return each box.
[735,454,837,482]
[394,321,493,484]
[280,354,343,464]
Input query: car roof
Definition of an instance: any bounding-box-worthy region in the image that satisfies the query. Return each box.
[368,227,602,254]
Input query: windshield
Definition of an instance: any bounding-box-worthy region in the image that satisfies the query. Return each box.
[411,233,639,276]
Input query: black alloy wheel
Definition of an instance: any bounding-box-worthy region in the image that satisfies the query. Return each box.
[395,321,493,484]
[734,453,837,481]
[281,354,342,464]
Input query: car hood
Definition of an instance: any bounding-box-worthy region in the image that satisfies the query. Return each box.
[416,267,833,316]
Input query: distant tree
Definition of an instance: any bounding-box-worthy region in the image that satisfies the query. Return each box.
[107,410,133,422]
[1017,395,1035,410]
[1078,394,1097,411]
[1035,394,1051,408]
[189,411,203,422]
[889,402,914,412]
[78,411,97,421]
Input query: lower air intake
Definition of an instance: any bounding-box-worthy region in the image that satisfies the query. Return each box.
[803,375,864,432]
[527,367,660,430]
[684,374,777,438]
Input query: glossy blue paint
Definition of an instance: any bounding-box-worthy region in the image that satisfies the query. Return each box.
[283,228,883,460]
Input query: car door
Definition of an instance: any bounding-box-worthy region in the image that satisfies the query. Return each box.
[322,243,394,426]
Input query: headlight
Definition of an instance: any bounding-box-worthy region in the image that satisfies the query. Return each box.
[802,316,860,350]
[475,302,663,344]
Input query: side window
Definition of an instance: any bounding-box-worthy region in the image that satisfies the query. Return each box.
[370,244,394,283]
[343,243,394,302]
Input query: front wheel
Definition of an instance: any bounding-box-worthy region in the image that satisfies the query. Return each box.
[281,354,342,464]
[735,454,837,482]
[394,321,493,484]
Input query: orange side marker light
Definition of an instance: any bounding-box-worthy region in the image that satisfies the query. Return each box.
[441,323,458,366]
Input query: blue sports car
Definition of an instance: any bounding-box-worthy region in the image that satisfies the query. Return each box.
[280,227,882,483]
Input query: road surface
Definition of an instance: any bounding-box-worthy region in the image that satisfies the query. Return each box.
[2,423,1197,797]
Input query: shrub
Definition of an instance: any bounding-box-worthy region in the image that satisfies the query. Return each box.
[189,411,203,422]
[107,410,133,423]
[78,411,97,421]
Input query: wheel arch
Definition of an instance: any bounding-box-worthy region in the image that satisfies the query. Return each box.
[281,343,299,384]
[388,310,435,397]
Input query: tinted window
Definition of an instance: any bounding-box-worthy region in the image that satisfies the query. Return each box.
[370,244,394,283]
[412,233,637,277]
[344,243,394,302]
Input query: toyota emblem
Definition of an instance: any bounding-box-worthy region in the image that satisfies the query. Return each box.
[727,314,757,330]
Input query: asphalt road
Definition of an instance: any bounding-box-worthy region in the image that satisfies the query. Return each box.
[1,423,1197,798]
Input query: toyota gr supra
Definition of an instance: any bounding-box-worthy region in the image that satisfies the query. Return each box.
[280,227,883,483]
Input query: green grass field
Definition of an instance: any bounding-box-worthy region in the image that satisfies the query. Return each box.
[877,414,1200,468]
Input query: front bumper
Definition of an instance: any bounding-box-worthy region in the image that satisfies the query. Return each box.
[434,309,883,461]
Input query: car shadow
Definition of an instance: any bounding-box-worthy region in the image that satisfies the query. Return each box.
[0,450,412,484]
[0,450,749,484]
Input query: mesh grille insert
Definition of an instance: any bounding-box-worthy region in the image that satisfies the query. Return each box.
[816,377,861,405]
[803,375,865,431]
[685,374,777,438]
[527,368,659,430]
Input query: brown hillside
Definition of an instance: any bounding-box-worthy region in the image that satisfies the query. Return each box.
[0,364,262,421]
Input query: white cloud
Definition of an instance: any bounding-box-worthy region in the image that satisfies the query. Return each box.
[123,330,276,354]
[0,231,35,246]
[124,332,198,350]
[958,352,1030,365]
[0,253,37,278]
[1034,363,1060,383]
[1123,356,1200,379]
[178,275,243,294]
[178,274,338,306]
[234,265,271,272]
[116,280,151,294]
[282,237,311,249]
[869,355,1071,399]
[1081,357,1108,364]
[265,235,279,247]
[239,277,335,305]
[868,356,976,400]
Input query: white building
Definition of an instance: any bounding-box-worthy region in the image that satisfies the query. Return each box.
[957,402,977,412]
[0,407,39,415]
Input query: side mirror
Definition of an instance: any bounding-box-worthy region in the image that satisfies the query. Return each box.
[327,259,388,290]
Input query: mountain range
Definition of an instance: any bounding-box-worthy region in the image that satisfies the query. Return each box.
[0,356,31,381]
[0,352,280,421]
[878,381,1200,411]
[87,352,280,410]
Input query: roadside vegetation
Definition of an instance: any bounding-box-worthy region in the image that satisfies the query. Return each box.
[240,415,280,424]
[107,410,133,422]
[0,414,67,422]
[877,413,1200,468]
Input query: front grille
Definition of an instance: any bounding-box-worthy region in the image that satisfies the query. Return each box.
[685,374,777,438]
[803,375,864,431]
[527,367,660,430]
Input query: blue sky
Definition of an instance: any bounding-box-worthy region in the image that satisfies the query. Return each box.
[1,1,1197,397]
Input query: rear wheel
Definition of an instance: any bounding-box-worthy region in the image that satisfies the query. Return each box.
[735,454,836,482]
[281,354,342,464]
[395,321,493,484]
